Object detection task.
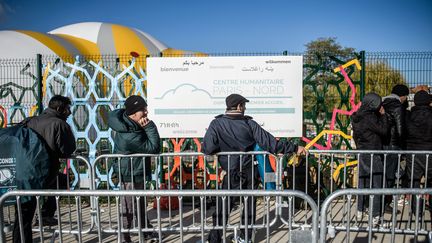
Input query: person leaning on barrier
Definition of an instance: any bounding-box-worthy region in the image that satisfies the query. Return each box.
[108,95,160,242]
[351,92,389,227]
[202,93,307,243]
[14,95,76,243]
[405,90,432,214]
[382,84,409,194]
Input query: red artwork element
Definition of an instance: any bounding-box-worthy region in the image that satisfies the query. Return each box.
[130,51,140,58]
[0,106,7,128]
[302,63,361,150]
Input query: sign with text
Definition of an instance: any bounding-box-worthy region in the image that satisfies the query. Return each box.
[147,56,303,138]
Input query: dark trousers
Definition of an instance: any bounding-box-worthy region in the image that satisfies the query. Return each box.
[13,198,36,243]
[408,179,432,215]
[121,182,151,242]
[406,154,432,213]
[42,173,68,218]
[208,166,258,243]
[358,174,383,217]
[383,145,401,189]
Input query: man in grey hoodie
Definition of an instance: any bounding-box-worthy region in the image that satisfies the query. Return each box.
[352,92,388,226]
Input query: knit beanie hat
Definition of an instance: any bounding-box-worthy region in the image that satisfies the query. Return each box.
[124,95,147,115]
[414,90,431,106]
[391,84,409,97]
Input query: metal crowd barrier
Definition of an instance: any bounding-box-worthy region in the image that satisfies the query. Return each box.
[4,150,432,242]
[0,190,318,243]
[92,151,281,190]
[0,156,93,242]
[91,152,315,240]
[309,150,432,242]
[89,150,432,240]
[320,188,432,243]
[301,150,432,204]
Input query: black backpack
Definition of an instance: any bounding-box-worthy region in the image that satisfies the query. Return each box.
[0,125,51,203]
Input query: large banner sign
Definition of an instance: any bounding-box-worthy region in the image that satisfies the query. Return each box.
[147,56,303,138]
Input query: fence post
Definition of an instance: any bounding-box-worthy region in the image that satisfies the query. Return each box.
[36,54,43,114]
[360,50,366,99]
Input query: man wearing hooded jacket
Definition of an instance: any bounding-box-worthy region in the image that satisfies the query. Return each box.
[405,91,432,213]
[352,92,388,226]
[14,95,76,243]
[202,93,307,243]
[382,84,409,200]
[108,95,160,242]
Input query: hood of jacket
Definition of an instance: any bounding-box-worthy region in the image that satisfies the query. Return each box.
[383,93,401,102]
[108,109,142,133]
[409,106,432,126]
[382,94,403,109]
[353,93,381,123]
[361,92,382,112]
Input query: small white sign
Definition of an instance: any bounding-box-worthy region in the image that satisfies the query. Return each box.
[147,56,303,138]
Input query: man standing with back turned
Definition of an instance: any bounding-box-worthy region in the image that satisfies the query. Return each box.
[203,93,307,243]
[382,84,409,208]
[14,95,76,243]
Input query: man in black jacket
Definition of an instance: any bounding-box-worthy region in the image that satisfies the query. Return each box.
[405,91,432,212]
[14,95,76,243]
[202,93,306,243]
[108,95,160,242]
[352,92,388,226]
[382,84,409,196]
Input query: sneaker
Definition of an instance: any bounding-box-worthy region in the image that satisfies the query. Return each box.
[381,221,393,228]
[144,232,160,242]
[372,216,380,227]
[397,197,408,206]
[372,216,393,228]
[231,236,252,243]
[356,211,367,221]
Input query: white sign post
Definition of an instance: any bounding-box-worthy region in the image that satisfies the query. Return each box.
[147,56,303,138]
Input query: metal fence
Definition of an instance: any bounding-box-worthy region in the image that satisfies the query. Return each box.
[2,188,432,242]
[320,188,432,243]
[365,52,432,96]
[2,150,432,242]
[1,51,431,151]
[0,155,93,242]
[0,57,40,125]
[0,190,318,243]
[1,52,431,170]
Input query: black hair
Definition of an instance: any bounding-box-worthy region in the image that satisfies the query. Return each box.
[48,95,72,113]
